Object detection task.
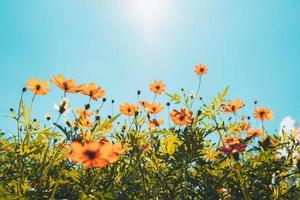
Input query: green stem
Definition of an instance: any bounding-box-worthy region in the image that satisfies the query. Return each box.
[190,75,201,110]
[236,165,250,200]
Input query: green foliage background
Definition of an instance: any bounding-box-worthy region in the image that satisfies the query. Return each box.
[0,85,299,200]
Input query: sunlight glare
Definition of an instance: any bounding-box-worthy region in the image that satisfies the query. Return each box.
[124,0,170,39]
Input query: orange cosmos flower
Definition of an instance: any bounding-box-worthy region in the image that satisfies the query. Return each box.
[146,102,164,114]
[170,109,193,126]
[223,137,240,146]
[68,140,113,168]
[222,98,244,113]
[247,128,264,138]
[97,139,126,163]
[80,83,105,101]
[220,140,247,155]
[194,64,208,76]
[51,74,82,94]
[119,103,139,116]
[138,100,150,109]
[149,119,164,130]
[26,78,50,95]
[149,80,166,95]
[254,108,273,121]
[76,109,93,118]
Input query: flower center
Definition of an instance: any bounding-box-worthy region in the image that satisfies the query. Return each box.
[36,84,41,90]
[63,82,69,90]
[85,150,97,160]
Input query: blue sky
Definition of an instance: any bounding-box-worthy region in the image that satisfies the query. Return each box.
[0,1,299,133]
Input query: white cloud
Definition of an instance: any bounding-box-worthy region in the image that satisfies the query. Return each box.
[280,116,296,136]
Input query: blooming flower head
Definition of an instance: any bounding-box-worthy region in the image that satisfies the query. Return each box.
[68,140,113,168]
[119,103,139,116]
[149,80,166,95]
[220,139,247,155]
[254,107,273,121]
[149,119,164,130]
[80,82,105,101]
[76,109,93,118]
[223,137,240,146]
[101,139,127,163]
[138,100,150,109]
[239,121,251,131]
[146,102,164,115]
[222,98,244,113]
[170,109,193,126]
[51,74,82,94]
[247,128,264,138]
[54,98,70,115]
[194,64,208,76]
[26,78,50,95]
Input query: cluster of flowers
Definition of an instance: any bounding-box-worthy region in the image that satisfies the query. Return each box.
[23,63,275,170]
[26,75,126,168]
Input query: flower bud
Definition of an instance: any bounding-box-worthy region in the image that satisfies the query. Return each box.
[85,104,90,110]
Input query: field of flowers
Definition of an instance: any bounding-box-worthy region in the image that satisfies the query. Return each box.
[0,64,299,199]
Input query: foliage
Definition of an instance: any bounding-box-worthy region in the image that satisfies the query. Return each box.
[0,68,299,200]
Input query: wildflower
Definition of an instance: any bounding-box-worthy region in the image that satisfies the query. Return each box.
[119,103,139,116]
[76,109,93,118]
[26,78,50,95]
[247,128,264,138]
[149,80,166,95]
[223,137,240,146]
[106,140,127,163]
[146,102,164,114]
[149,119,164,130]
[138,100,150,109]
[170,109,193,126]
[194,64,208,76]
[80,83,105,101]
[51,74,82,94]
[239,121,251,131]
[254,107,273,121]
[220,139,247,155]
[54,98,70,115]
[44,114,52,121]
[222,98,244,113]
[68,140,113,168]
[93,139,126,162]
